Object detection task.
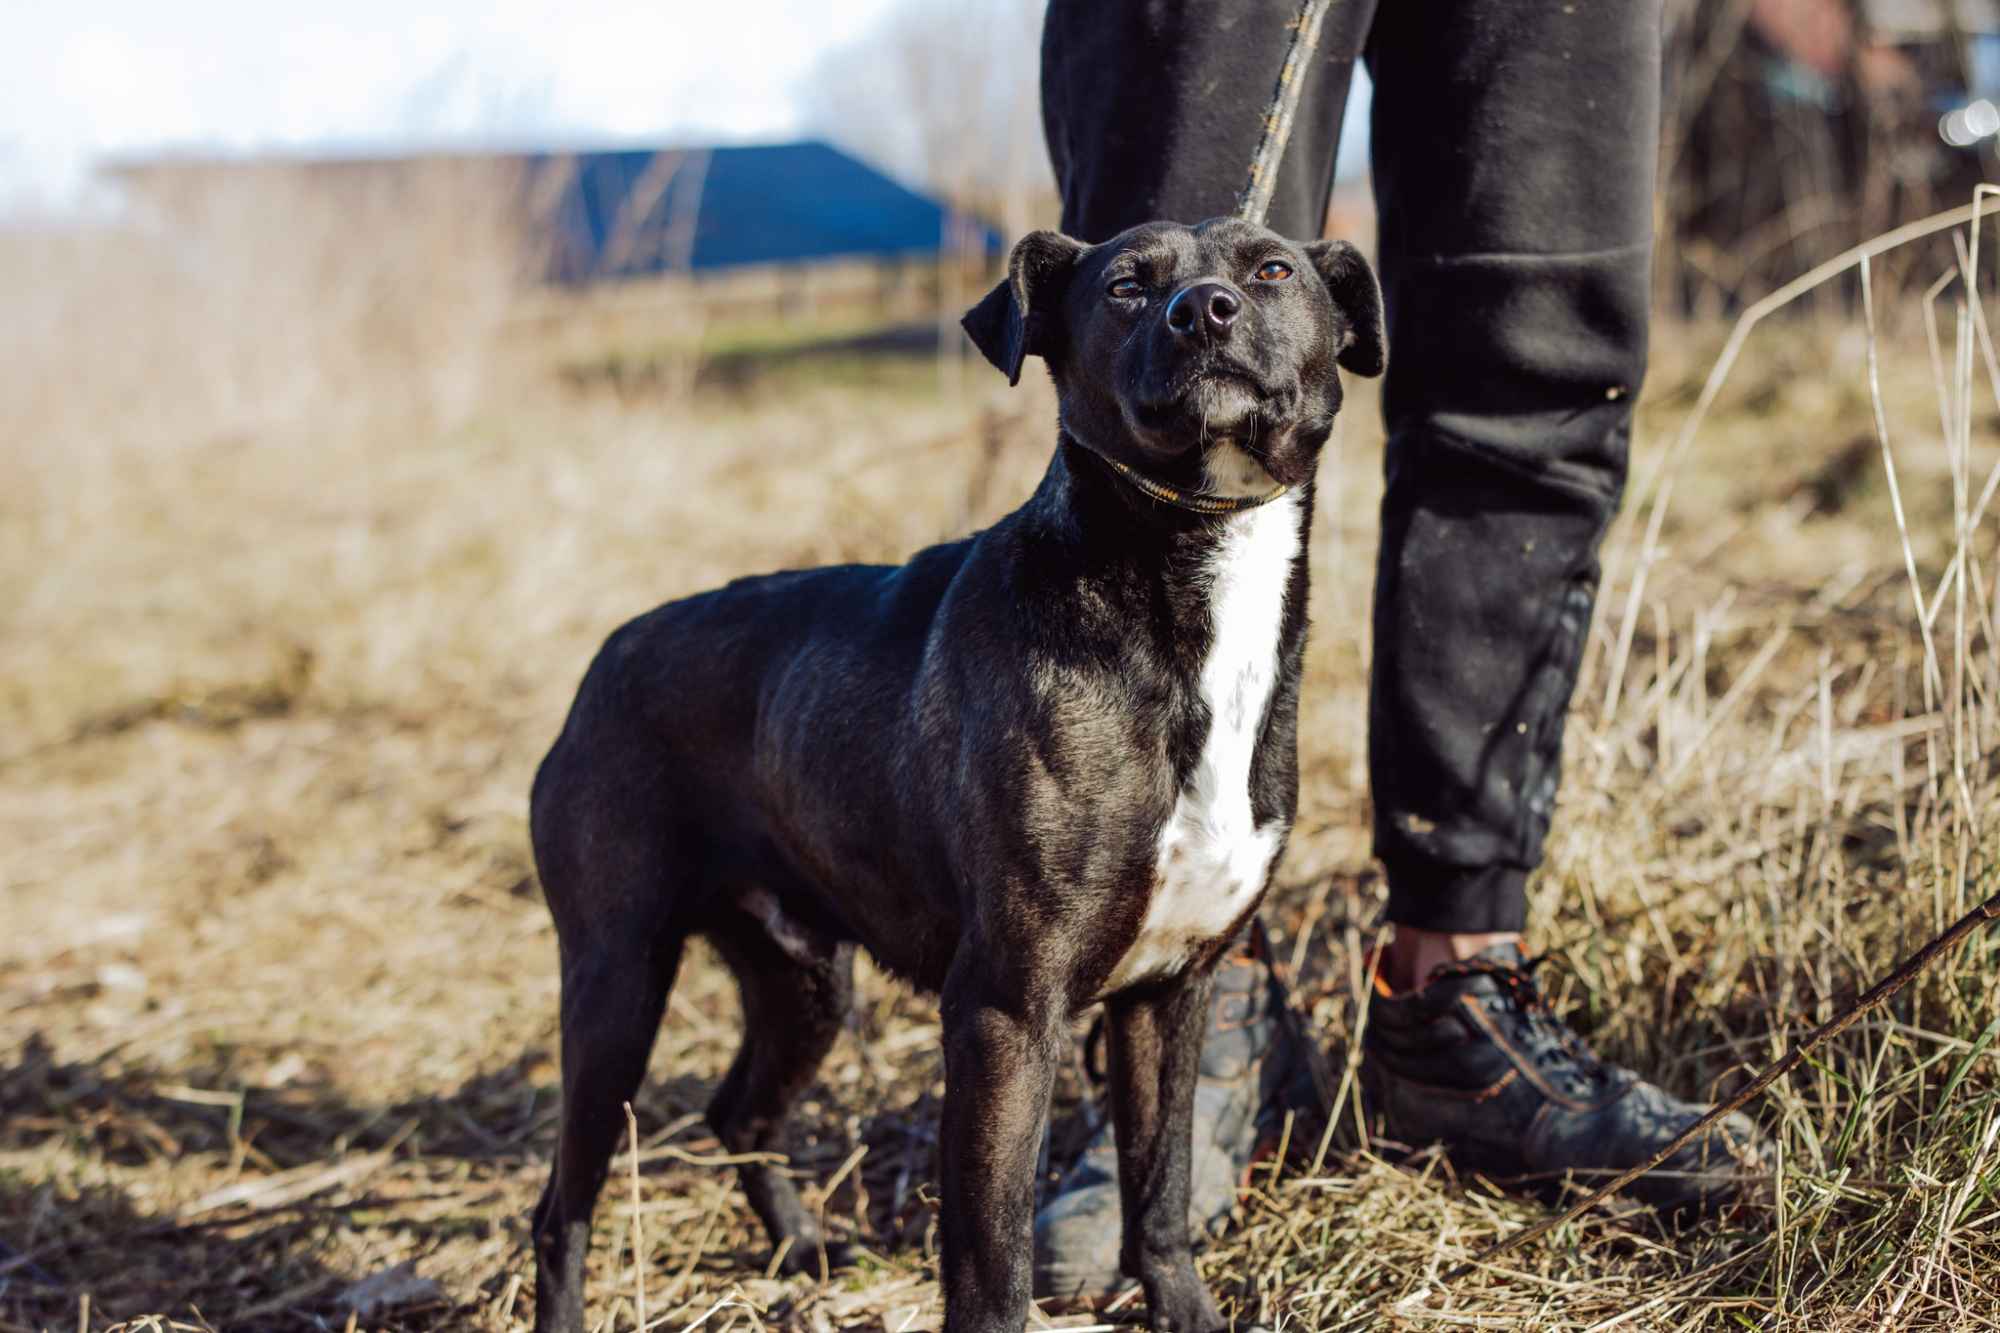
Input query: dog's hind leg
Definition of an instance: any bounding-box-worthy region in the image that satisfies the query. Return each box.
[705,907,857,1275]
[532,928,683,1333]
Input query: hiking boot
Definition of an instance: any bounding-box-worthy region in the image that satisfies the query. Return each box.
[1362,943,1771,1215]
[1033,938,1316,1304]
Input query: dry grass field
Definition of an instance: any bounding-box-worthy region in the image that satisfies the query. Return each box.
[3,190,1999,1332]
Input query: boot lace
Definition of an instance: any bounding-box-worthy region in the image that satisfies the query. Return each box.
[1426,953,1618,1090]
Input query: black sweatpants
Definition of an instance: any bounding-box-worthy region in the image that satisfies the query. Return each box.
[1042,1,1662,932]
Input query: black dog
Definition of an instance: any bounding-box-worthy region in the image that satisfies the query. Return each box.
[528,216,1383,1333]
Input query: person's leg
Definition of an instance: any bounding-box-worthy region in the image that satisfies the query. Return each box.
[1380,927,1521,994]
[1032,0,1373,1304]
[1365,0,1657,958]
[1358,0,1769,1210]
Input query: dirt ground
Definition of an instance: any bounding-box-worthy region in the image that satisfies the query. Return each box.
[4,219,1999,1331]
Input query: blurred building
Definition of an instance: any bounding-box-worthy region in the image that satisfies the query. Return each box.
[110,139,1000,290]
[533,140,1001,284]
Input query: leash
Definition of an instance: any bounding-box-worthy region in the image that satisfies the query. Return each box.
[1236,0,1338,226]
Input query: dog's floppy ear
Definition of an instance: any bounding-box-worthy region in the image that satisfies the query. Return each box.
[962,230,1087,386]
[1304,239,1386,378]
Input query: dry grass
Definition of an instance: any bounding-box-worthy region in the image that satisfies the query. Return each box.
[3,185,1998,1332]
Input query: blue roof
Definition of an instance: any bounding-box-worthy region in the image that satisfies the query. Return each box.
[530,140,1002,281]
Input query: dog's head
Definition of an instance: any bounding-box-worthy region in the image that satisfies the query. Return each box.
[962,217,1383,497]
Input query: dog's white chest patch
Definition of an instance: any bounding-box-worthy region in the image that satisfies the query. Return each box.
[1104,494,1299,994]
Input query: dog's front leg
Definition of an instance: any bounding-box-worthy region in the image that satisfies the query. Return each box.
[938,962,1063,1333]
[1105,967,1233,1333]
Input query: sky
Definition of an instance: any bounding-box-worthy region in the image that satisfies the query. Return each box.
[0,0,903,208]
[0,0,1368,213]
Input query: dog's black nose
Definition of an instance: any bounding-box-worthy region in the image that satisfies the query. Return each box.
[1165,282,1241,339]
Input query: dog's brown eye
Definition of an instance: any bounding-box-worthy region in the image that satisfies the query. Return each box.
[1108,277,1144,299]
[1254,260,1294,282]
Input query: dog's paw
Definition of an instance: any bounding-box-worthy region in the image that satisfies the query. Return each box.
[1138,1272,1227,1333]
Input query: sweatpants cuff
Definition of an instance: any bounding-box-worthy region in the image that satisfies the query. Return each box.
[1381,856,1530,934]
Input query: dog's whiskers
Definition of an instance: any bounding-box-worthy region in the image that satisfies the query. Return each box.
[1197,381,1219,495]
